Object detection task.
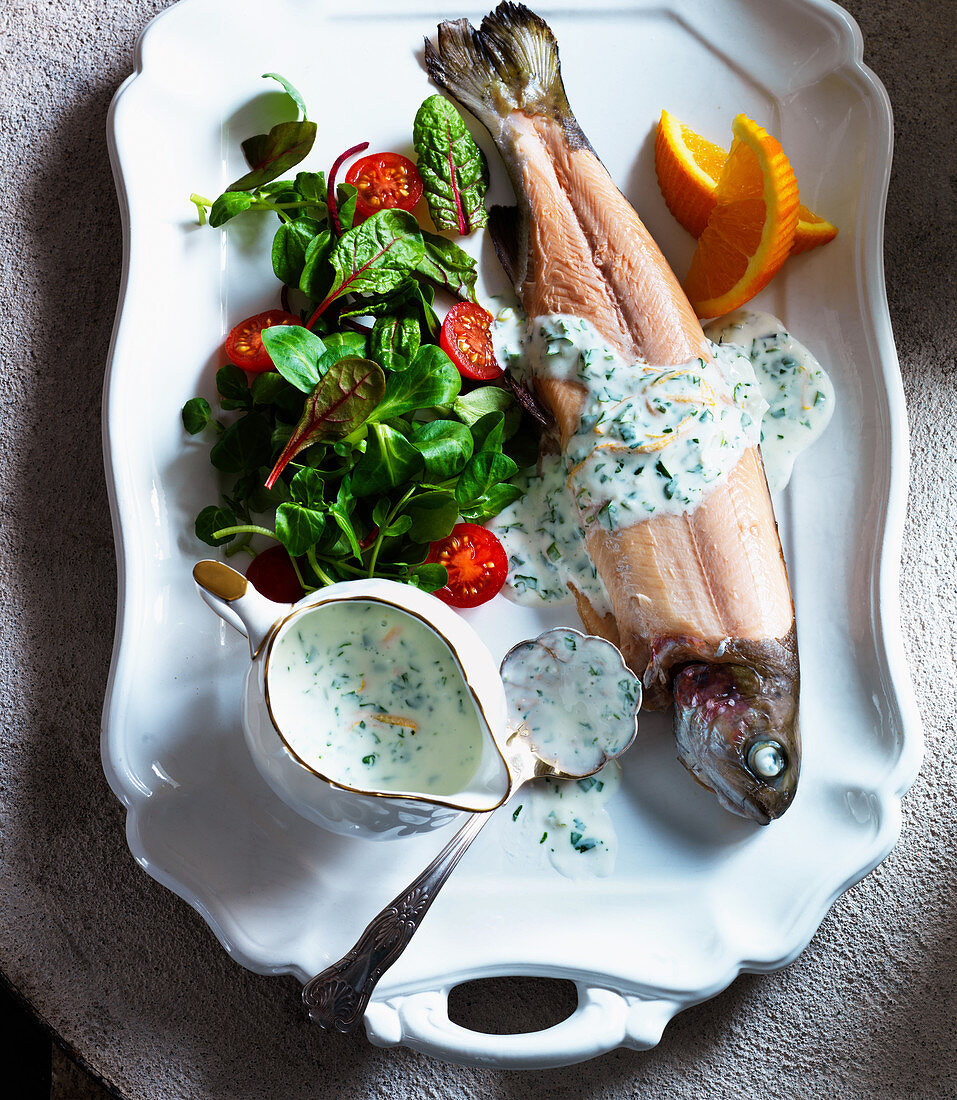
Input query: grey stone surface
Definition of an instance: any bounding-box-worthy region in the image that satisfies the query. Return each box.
[0,0,954,1097]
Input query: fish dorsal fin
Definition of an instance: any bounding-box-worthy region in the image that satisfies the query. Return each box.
[488,204,522,286]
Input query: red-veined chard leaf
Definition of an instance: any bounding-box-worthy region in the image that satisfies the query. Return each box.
[264,357,385,488]
[305,209,424,326]
[412,95,488,235]
[227,120,317,193]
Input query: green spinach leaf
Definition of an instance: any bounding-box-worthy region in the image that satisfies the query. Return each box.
[351,424,424,496]
[276,502,325,557]
[262,72,309,120]
[372,345,461,422]
[195,504,237,547]
[452,386,521,437]
[470,411,505,454]
[210,413,272,473]
[411,421,473,479]
[409,562,449,592]
[406,490,459,543]
[182,397,212,435]
[371,315,420,373]
[260,325,325,392]
[455,451,519,508]
[458,481,524,523]
[272,215,323,285]
[289,467,325,509]
[209,192,253,227]
[216,364,252,410]
[335,183,358,233]
[298,229,334,299]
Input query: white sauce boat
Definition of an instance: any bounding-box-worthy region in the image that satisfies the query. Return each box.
[192,560,512,840]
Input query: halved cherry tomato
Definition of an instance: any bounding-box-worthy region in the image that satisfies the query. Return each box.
[425,523,508,609]
[245,546,305,604]
[440,302,502,381]
[225,310,301,373]
[345,152,424,222]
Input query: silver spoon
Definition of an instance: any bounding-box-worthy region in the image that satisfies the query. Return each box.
[302,628,642,1032]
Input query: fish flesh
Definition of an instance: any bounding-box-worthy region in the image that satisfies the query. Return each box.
[426,2,800,823]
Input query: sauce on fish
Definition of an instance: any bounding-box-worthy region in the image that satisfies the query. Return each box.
[491,306,833,610]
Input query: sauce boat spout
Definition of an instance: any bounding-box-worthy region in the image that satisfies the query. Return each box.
[192,560,292,658]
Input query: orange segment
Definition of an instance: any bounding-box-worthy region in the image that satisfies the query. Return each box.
[792,205,839,253]
[683,114,799,319]
[655,109,724,237]
[654,109,837,254]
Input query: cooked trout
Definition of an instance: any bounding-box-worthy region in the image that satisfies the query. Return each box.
[426,2,800,823]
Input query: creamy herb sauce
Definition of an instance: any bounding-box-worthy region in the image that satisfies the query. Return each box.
[705,310,835,491]
[267,601,483,796]
[492,454,612,613]
[501,629,640,775]
[504,764,621,880]
[491,304,833,607]
[493,306,765,525]
[499,628,639,878]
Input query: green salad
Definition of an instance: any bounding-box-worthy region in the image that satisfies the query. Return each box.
[183,75,540,604]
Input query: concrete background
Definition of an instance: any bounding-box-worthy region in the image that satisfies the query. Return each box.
[0,0,954,1096]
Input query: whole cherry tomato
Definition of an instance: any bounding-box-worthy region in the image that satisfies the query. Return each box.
[245,546,305,604]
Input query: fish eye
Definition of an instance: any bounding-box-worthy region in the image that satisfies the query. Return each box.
[746,739,787,780]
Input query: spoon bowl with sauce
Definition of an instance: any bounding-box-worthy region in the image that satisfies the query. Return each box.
[302,627,642,1033]
[193,561,512,840]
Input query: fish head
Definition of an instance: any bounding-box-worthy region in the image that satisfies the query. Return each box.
[671,661,800,824]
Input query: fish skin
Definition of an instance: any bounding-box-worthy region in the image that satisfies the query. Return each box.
[427,2,800,823]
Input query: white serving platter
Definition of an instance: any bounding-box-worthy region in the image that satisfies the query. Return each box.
[102,0,922,1068]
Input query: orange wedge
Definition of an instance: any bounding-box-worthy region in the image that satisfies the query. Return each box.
[655,110,726,238]
[683,114,799,319]
[655,109,837,253]
[789,205,839,253]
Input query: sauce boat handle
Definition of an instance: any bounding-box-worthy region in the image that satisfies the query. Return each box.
[192,560,290,657]
[302,806,498,1032]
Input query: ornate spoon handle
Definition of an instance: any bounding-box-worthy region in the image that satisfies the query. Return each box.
[302,809,493,1032]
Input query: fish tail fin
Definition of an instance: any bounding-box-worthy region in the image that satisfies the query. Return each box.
[425,2,585,142]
